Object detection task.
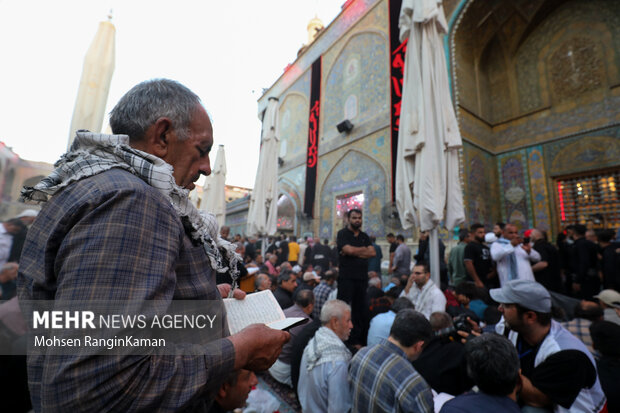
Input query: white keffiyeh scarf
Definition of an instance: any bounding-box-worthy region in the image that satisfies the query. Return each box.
[304,326,351,371]
[21,131,240,282]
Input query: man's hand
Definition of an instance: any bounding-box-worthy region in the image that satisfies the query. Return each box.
[228,324,290,371]
[341,245,375,259]
[217,284,246,300]
[404,272,416,294]
[521,243,531,254]
[519,372,551,407]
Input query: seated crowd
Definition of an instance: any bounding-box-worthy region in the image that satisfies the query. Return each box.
[222,225,619,413]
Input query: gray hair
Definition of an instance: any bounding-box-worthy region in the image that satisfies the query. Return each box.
[319,299,350,325]
[109,79,201,142]
[254,273,270,290]
[429,311,453,332]
[368,277,381,288]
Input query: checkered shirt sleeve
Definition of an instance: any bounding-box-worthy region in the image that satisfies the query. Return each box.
[18,169,235,412]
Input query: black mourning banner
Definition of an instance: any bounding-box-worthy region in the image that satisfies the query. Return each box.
[389,0,405,201]
[304,57,322,218]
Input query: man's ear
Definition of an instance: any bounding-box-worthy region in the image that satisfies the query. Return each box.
[216,383,228,401]
[140,117,172,158]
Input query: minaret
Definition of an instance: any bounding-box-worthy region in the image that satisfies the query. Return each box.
[67,12,116,149]
[307,16,324,44]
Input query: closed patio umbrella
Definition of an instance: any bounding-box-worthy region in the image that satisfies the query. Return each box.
[247,97,280,237]
[201,144,227,227]
[395,0,465,286]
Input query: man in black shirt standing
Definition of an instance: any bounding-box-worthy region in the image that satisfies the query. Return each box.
[336,209,376,346]
[530,229,562,293]
[571,224,600,299]
[464,223,496,289]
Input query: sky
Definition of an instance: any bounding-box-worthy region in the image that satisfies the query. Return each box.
[0,0,343,188]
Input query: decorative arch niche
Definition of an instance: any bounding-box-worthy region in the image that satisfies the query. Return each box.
[318,150,387,239]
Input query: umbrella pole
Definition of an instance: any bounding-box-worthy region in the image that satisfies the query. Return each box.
[429,228,440,287]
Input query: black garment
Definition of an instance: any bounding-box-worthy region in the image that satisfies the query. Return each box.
[244,241,256,261]
[368,296,393,320]
[310,243,332,270]
[463,241,496,288]
[8,227,27,263]
[337,277,367,346]
[414,239,427,263]
[533,240,562,293]
[303,245,313,265]
[571,238,600,299]
[273,286,294,310]
[597,356,620,413]
[215,261,247,287]
[266,241,277,255]
[292,281,313,301]
[330,245,339,268]
[366,285,384,302]
[336,227,371,280]
[290,318,322,395]
[336,227,372,345]
[389,242,398,254]
[530,350,596,409]
[518,336,596,409]
[412,336,472,396]
[418,239,448,289]
[277,240,289,266]
[601,242,620,291]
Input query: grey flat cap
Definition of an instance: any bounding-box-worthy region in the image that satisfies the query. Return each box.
[490,279,551,313]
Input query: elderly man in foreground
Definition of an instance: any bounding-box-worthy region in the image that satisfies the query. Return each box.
[18,79,288,412]
[298,299,353,412]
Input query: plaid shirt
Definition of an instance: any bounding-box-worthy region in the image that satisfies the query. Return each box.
[18,169,235,412]
[312,281,335,319]
[349,339,434,413]
[561,318,595,355]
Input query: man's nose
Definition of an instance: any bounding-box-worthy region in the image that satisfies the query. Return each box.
[200,158,211,176]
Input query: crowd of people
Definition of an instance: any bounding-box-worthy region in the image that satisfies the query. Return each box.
[221,216,619,412]
[1,79,618,413]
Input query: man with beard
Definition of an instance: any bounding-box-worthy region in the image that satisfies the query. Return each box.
[464,223,496,289]
[336,209,375,346]
[491,280,605,412]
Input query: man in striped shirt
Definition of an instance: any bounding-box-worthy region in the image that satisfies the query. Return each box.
[349,309,434,413]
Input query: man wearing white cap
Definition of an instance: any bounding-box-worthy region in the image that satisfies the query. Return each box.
[491,279,606,412]
[593,289,620,326]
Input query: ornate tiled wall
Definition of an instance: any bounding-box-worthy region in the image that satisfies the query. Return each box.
[257,0,382,114]
[322,32,389,142]
[515,0,620,113]
[316,129,390,239]
[278,71,311,162]
[497,150,533,231]
[543,128,620,177]
[526,146,551,232]
[321,1,389,142]
[462,142,500,229]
